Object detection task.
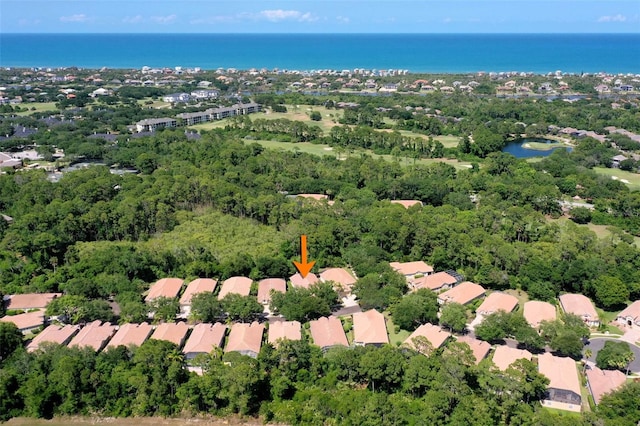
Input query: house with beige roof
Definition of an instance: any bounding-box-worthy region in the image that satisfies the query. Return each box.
[106,322,153,350]
[491,345,532,371]
[616,300,640,330]
[150,322,189,348]
[68,320,117,351]
[404,323,451,355]
[218,276,253,300]
[309,316,349,351]
[558,293,599,327]
[27,324,79,352]
[456,335,491,364]
[0,310,46,334]
[412,271,458,292]
[523,300,557,329]
[538,352,582,412]
[390,200,423,209]
[389,261,433,281]
[257,278,286,305]
[179,278,217,315]
[353,309,389,346]
[145,278,184,303]
[320,268,357,295]
[289,272,320,289]
[268,320,302,346]
[183,323,227,359]
[585,366,626,405]
[476,292,519,317]
[437,281,485,305]
[225,321,264,358]
[4,292,61,311]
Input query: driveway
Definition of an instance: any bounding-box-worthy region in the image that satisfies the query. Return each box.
[584,337,640,373]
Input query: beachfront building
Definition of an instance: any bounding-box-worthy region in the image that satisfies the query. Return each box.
[182,323,227,359]
[352,309,389,347]
[267,321,302,347]
[538,352,582,412]
[558,293,600,327]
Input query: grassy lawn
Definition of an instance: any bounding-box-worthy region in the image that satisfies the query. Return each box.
[549,217,640,248]
[593,167,640,191]
[13,102,58,115]
[540,407,584,418]
[384,312,410,347]
[504,288,530,310]
[522,141,566,151]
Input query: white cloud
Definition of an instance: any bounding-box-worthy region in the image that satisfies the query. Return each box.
[123,15,144,24]
[59,14,90,23]
[150,14,177,24]
[336,16,350,24]
[258,9,317,22]
[597,14,627,22]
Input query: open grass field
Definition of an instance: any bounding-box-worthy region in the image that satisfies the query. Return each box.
[252,105,343,133]
[503,289,530,309]
[522,141,567,151]
[593,167,640,191]
[549,217,640,248]
[13,102,58,116]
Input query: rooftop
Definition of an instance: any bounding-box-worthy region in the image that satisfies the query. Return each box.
[289,272,319,289]
[257,278,286,304]
[320,268,357,287]
[476,292,519,316]
[352,309,389,345]
[180,278,218,305]
[413,271,457,291]
[145,278,184,303]
[404,323,451,354]
[585,366,627,405]
[390,200,423,209]
[5,293,61,310]
[456,335,492,364]
[27,323,80,352]
[389,261,433,276]
[106,322,153,349]
[523,300,557,328]
[218,276,252,300]
[150,322,189,347]
[0,309,45,331]
[68,320,116,351]
[182,323,227,355]
[558,293,598,320]
[309,316,349,349]
[438,281,486,305]
[267,320,302,346]
[225,322,265,355]
[538,352,581,396]
[491,345,532,371]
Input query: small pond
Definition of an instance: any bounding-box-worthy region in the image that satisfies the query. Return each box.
[502,138,572,158]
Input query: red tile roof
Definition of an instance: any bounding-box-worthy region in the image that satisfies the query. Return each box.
[617,300,640,325]
[218,276,252,300]
[257,278,286,304]
[150,322,189,347]
[585,366,627,404]
[225,322,264,356]
[68,320,116,351]
[268,321,302,346]
[389,261,433,276]
[491,345,532,371]
[106,322,153,349]
[438,281,486,305]
[27,323,80,352]
[145,278,184,302]
[523,300,557,328]
[289,272,319,289]
[390,200,423,209]
[476,292,518,316]
[309,316,348,350]
[5,293,61,310]
[180,278,217,305]
[183,323,227,356]
[558,294,598,324]
[320,268,357,287]
[404,323,450,354]
[413,271,457,291]
[0,310,45,332]
[456,335,491,364]
[353,309,389,345]
[538,352,581,396]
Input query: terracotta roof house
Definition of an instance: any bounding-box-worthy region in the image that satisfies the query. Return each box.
[4,292,61,311]
[179,278,217,313]
[309,316,349,351]
[404,323,451,355]
[289,272,319,289]
[412,271,458,292]
[585,366,626,405]
[0,310,46,334]
[437,281,486,305]
[491,345,532,371]
[182,323,227,359]
[538,352,582,412]
[390,200,423,209]
[225,322,265,358]
[352,309,389,346]
[295,193,328,201]
[257,278,286,305]
[616,300,640,330]
[27,324,80,352]
[389,261,434,280]
[476,292,519,317]
[145,278,184,303]
[268,320,302,346]
[150,322,189,348]
[523,300,557,328]
[320,268,357,294]
[218,276,252,300]
[456,335,491,364]
[68,320,117,351]
[558,294,599,327]
[106,322,153,349]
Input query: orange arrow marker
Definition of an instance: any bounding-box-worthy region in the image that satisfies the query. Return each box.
[293,235,315,278]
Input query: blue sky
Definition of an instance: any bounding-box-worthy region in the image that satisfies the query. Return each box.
[2,0,639,33]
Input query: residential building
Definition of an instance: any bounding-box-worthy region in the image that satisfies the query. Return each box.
[491,345,532,371]
[145,278,184,303]
[163,93,191,103]
[27,324,80,352]
[135,117,177,133]
[257,278,286,305]
[179,278,217,315]
[267,320,302,346]
[437,281,486,305]
[456,335,491,364]
[289,272,320,289]
[523,300,557,329]
[190,89,218,99]
[320,268,357,295]
[309,316,349,351]
[412,271,458,292]
[4,292,61,311]
[218,276,253,300]
[389,260,433,281]
[616,300,640,330]
[225,322,264,358]
[352,309,389,346]
[390,200,423,209]
[0,310,46,334]
[68,320,117,351]
[150,322,189,348]
[558,294,600,327]
[585,366,627,405]
[404,323,451,355]
[176,110,212,126]
[538,352,582,412]
[182,323,227,359]
[476,292,519,317]
[106,322,153,349]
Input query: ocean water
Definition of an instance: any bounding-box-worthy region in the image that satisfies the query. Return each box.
[1,33,639,74]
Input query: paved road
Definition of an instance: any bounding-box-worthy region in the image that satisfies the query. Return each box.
[584,337,640,373]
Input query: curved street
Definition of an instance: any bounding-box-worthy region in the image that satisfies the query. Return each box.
[584,337,640,373]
